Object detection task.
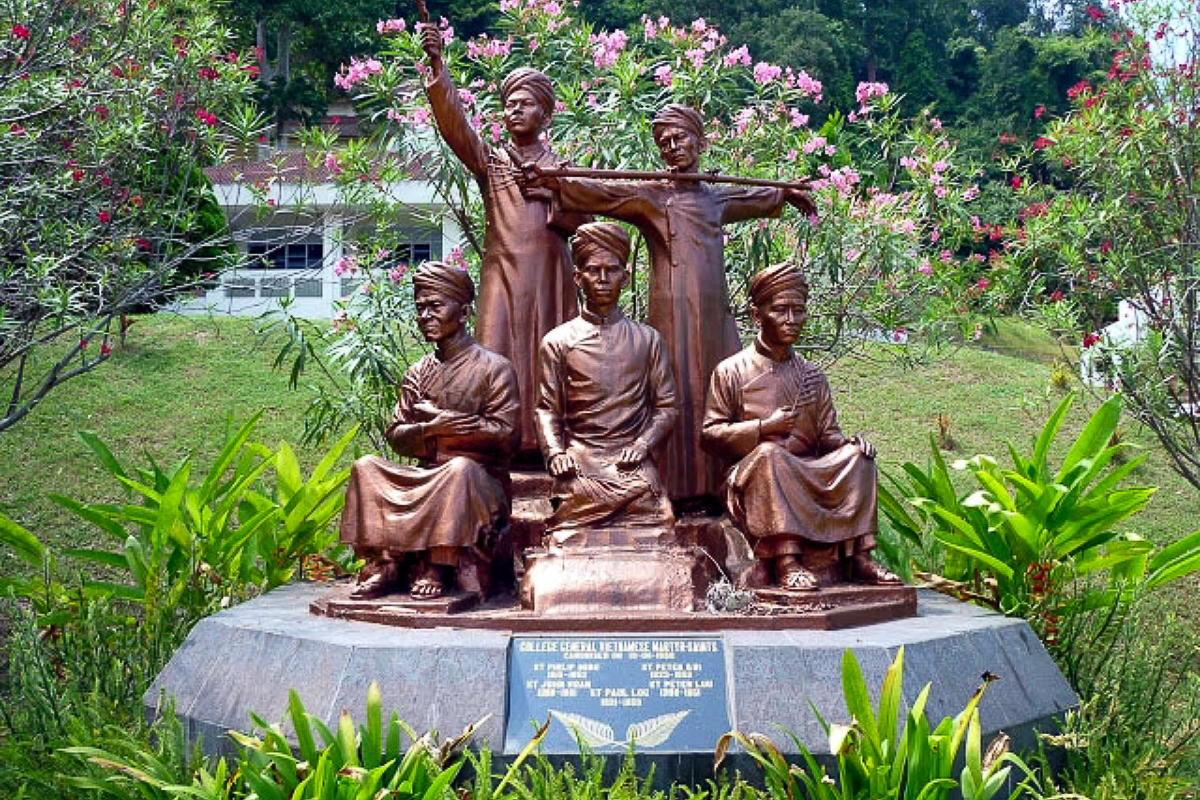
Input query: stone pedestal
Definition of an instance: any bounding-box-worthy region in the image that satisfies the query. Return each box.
[147,582,1076,788]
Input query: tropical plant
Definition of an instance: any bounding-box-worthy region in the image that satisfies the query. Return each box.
[68,681,551,800]
[716,647,1039,800]
[52,414,355,645]
[878,393,1200,634]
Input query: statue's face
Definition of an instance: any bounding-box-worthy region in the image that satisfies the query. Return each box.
[653,124,702,172]
[414,288,468,343]
[503,88,547,139]
[574,250,628,310]
[753,289,808,347]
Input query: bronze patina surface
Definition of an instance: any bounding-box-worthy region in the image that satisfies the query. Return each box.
[310,582,917,631]
[525,104,814,502]
[339,262,519,601]
[701,263,901,592]
[421,28,588,458]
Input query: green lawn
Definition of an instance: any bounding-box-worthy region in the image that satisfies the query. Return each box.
[1,313,1196,617]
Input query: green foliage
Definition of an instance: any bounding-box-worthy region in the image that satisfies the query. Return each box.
[0,0,259,433]
[1040,607,1200,798]
[718,647,1039,800]
[0,594,194,797]
[271,0,990,444]
[1000,2,1200,493]
[51,414,354,637]
[878,393,1200,630]
[227,682,468,800]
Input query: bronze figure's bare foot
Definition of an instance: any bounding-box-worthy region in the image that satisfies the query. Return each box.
[350,560,400,600]
[852,554,901,585]
[774,555,818,591]
[411,565,447,599]
[781,567,819,591]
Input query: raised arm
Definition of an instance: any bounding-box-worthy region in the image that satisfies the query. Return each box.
[421,27,489,177]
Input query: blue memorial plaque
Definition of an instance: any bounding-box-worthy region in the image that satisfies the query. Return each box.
[505,635,729,754]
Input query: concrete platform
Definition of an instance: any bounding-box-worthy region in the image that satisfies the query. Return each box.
[146,582,1076,782]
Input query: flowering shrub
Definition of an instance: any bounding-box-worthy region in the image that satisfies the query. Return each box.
[998,0,1200,491]
[279,0,988,443]
[0,0,258,432]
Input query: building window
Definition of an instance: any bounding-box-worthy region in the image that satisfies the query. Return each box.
[247,232,324,271]
[294,279,324,298]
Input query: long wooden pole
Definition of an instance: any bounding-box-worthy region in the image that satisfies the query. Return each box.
[532,166,811,190]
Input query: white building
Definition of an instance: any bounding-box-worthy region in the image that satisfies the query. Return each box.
[177,120,463,318]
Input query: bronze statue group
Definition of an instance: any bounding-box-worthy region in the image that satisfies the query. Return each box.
[339,36,899,604]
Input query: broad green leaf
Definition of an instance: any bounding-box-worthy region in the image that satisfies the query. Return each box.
[1031,394,1073,475]
[1058,395,1121,479]
[0,509,44,567]
[198,412,263,502]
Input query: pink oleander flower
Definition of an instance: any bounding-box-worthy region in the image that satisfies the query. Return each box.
[376,18,406,34]
[802,136,827,155]
[685,47,705,69]
[333,255,358,276]
[792,70,822,99]
[654,65,673,87]
[589,29,628,69]
[918,258,933,275]
[789,108,809,128]
[324,152,342,175]
[962,185,980,201]
[855,81,888,106]
[733,107,755,135]
[753,61,782,85]
[389,265,408,282]
[723,45,751,67]
[334,57,383,91]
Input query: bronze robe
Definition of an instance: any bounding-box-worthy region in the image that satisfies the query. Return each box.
[339,336,519,563]
[556,177,787,500]
[535,308,678,539]
[701,342,876,559]
[426,70,586,453]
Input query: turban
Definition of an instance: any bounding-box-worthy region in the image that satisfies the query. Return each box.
[652,104,706,145]
[749,262,809,308]
[501,68,555,116]
[412,260,475,305]
[571,222,631,266]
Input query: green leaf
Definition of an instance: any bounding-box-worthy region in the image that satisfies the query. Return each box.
[76,429,129,483]
[198,412,263,502]
[63,547,128,569]
[0,509,44,567]
[48,494,129,541]
[1058,395,1121,480]
[1031,394,1073,476]
[1146,529,1200,589]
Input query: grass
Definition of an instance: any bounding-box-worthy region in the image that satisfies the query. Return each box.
[0,312,1196,605]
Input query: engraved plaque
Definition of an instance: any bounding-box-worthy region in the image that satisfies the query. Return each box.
[505,635,729,753]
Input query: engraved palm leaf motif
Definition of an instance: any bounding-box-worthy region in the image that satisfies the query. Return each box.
[549,709,691,749]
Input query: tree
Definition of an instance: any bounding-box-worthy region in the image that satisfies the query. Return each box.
[269,0,985,445]
[1002,1,1200,490]
[0,0,258,432]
